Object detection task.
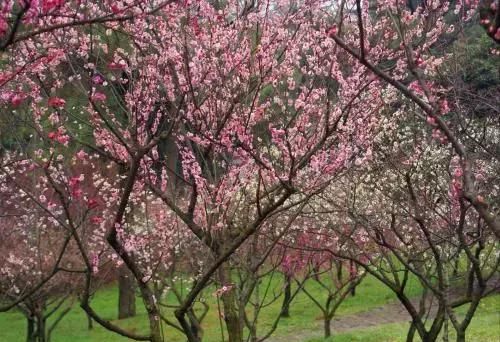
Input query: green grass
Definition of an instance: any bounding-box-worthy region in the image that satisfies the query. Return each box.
[0,274,496,342]
[306,294,500,342]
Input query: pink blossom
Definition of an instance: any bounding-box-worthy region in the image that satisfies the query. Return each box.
[48,97,66,108]
[415,57,425,68]
[56,134,70,145]
[87,198,99,209]
[48,128,70,145]
[76,150,88,160]
[213,284,234,297]
[48,112,59,124]
[111,4,122,14]
[426,116,437,126]
[68,176,83,198]
[408,82,423,95]
[91,92,106,102]
[69,176,81,188]
[71,187,83,198]
[90,216,104,224]
[0,17,7,37]
[0,72,11,86]
[439,99,450,114]
[91,74,105,85]
[190,17,201,36]
[108,61,127,70]
[326,25,338,37]
[10,92,26,107]
[431,129,447,144]
[42,0,65,13]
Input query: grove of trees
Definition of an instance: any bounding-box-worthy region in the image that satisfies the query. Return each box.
[0,1,498,342]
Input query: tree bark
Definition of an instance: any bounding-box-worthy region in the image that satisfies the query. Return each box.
[148,315,162,342]
[137,284,163,342]
[187,309,203,341]
[406,321,417,342]
[280,274,292,318]
[456,330,466,342]
[324,316,332,338]
[426,308,445,342]
[218,263,243,342]
[248,323,257,342]
[36,312,46,342]
[26,316,35,342]
[118,265,136,319]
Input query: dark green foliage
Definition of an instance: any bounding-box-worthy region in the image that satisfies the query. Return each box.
[460,28,499,89]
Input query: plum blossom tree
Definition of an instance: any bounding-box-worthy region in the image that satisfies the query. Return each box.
[328,0,500,239]
[0,1,176,51]
[0,0,384,341]
[0,161,87,342]
[311,100,499,342]
[1,1,497,342]
[284,228,365,338]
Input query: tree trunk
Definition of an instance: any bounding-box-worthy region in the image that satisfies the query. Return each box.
[280,274,291,318]
[456,330,466,342]
[118,265,136,319]
[406,322,416,342]
[248,323,257,342]
[137,284,163,342]
[396,292,430,342]
[86,312,93,330]
[26,316,35,342]
[324,316,332,338]
[148,315,162,342]
[36,312,46,342]
[221,293,243,342]
[218,264,243,342]
[426,308,445,342]
[442,314,449,342]
[187,309,203,341]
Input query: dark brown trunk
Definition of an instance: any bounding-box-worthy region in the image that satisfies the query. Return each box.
[406,322,416,342]
[396,293,428,342]
[280,274,291,317]
[426,307,445,342]
[187,309,203,341]
[324,316,332,338]
[36,312,46,342]
[420,332,439,342]
[118,265,136,319]
[26,316,35,342]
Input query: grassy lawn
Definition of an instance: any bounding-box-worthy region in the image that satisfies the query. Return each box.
[0,273,496,342]
[306,294,500,342]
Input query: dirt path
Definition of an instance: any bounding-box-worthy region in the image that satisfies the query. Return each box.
[267,279,500,342]
[266,300,413,342]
